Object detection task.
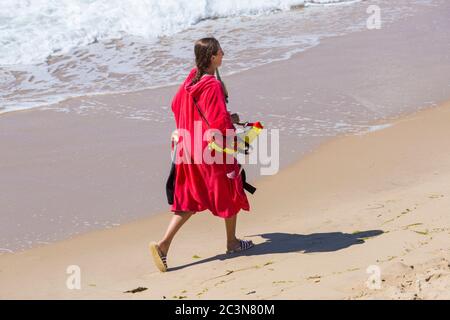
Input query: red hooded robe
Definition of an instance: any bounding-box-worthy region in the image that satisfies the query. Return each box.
[170,67,250,218]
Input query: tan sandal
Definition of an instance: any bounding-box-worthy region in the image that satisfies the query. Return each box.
[149,242,168,272]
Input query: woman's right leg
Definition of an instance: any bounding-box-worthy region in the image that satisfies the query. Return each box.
[225,214,255,253]
[225,214,241,251]
[158,211,194,256]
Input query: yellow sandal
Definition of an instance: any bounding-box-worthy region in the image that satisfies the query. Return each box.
[149,242,168,272]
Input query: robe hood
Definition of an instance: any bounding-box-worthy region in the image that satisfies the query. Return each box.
[184,67,219,100]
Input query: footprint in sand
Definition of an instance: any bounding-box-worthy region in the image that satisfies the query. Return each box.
[382,208,416,225]
[365,203,385,210]
[306,275,322,283]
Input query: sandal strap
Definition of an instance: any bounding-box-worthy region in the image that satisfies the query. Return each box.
[156,245,168,268]
[160,253,168,267]
[226,239,254,254]
[240,239,253,250]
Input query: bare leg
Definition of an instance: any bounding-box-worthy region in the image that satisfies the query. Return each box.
[225,214,241,251]
[158,211,194,256]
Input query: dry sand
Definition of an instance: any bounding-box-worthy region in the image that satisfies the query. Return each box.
[1,100,450,300]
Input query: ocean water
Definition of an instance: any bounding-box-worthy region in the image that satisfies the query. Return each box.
[0,0,434,115]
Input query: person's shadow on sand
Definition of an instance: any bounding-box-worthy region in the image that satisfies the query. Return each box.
[169,230,384,272]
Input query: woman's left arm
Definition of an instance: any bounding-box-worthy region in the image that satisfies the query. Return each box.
[204,82,234,135]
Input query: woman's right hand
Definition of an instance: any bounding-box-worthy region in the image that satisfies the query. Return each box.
[230,113,240,124]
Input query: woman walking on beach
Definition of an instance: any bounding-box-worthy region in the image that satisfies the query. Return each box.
[150,37,254,272]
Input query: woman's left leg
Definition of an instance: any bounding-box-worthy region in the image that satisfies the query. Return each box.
[158,211,194,256]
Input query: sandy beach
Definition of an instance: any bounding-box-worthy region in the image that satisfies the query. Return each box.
[1,99,450,299]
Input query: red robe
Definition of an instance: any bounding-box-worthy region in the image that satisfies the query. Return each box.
[170,67,250,218]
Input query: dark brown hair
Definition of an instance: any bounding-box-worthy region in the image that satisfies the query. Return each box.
[191,37,221,85]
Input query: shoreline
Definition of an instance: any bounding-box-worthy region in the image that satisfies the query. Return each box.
[0,0,390,117]
[1,99,450,299]
[2,0,449,121]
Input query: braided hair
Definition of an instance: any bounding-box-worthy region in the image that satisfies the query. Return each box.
[191,37,221,85]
